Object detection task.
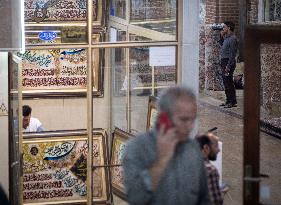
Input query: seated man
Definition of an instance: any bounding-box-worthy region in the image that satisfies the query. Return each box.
[196,133,226,205]
[23,105,44,132]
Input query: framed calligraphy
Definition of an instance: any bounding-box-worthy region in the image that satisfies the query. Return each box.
[130,0,176,22]
[16,47,103,98]
[110,128,134,199]
[22,129,110,204]
[146,96,158,131]
[24,0,103,23]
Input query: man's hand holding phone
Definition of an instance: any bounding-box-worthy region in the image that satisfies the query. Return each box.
[156,112,178,163]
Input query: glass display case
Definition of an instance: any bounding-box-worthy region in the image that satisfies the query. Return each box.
[8,0,180,204]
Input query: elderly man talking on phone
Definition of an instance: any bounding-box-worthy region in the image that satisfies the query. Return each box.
[122,86,210,205]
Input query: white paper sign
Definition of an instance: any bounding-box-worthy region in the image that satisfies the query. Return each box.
[149,46,175,66]
[210,141,223,186]
[110,28,117,42]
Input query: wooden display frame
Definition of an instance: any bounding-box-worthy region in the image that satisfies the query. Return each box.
[22,129,110,204]
[146,96,158,131]
[243,25,281,205]
[110,127,134,199]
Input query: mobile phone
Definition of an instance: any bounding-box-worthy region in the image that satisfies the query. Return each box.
[207,127,218,132]
[157,112,173,132]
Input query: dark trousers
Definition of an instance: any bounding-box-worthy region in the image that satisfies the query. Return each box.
[221,58,237,104]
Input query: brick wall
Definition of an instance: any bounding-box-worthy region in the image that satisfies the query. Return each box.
[206,0,218,23]
[205,0,239,24]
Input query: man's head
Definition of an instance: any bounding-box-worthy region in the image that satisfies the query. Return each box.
[23,105,32,129]
[196,133,220,161]
[223,21,235,33]
[157,86,197,141]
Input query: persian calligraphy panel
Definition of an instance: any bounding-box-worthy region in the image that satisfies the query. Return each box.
[16,47,103,97]
[130,0,176,21]
[22,131,108,204]
[110,128,134,199]
[24,0,100,23]
[18,49,87,90]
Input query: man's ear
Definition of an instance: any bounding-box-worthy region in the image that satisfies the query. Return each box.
[203,144,210,154]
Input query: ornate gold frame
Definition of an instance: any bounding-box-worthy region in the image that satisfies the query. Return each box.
[110,127,134,199]
[22,129,110,205]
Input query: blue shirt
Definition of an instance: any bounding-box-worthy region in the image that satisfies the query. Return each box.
[219,33,238,69]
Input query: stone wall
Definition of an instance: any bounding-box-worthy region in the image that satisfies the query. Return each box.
[204,26,224,90]
[260,44,281,117]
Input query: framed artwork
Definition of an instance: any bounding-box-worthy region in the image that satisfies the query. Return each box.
[22,129,110,204]
[15,47,103,98]
[146,96,158,130]
[130,0,176,22]
[24,0,103,24]
[110,128,134,199]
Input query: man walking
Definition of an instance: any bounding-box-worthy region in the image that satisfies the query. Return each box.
[122,86,210,205]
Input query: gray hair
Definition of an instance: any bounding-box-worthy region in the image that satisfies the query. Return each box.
[157,86,196,116]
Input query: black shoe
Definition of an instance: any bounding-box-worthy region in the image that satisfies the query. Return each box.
[224,103,233,108]
[220,103,227,106]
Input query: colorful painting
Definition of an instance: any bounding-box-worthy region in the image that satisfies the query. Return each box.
[110,128,134,199]
[22,133,108,203]
[24,0,100,22]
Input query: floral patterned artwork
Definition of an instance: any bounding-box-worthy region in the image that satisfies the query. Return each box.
[24,0,99,22]
[22,135,107,203]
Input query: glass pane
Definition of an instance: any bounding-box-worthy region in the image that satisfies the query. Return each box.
[259,43,281,204]
[264,0,281,21]
[111,47,127,131]
[110,0,126,19]
[107,0,177,42]
[130,46,177,133]
[17,48,88,131]
[130,0,176,22]
[110,45,177,134]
